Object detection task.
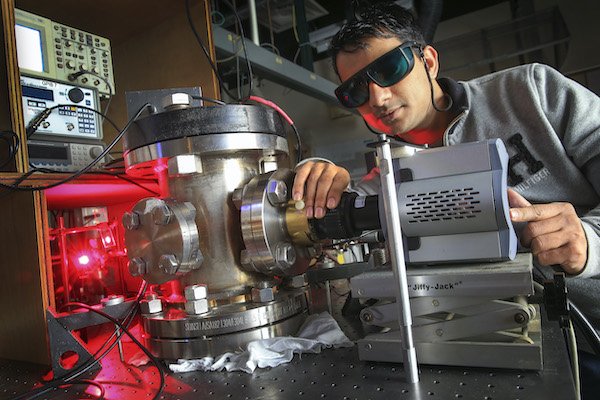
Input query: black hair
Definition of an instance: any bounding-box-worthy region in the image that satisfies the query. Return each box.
[330,4,426,76]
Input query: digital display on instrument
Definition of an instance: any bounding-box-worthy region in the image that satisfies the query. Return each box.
[15,24,45,72]
[29,144,68,160]
[22,84,54,101]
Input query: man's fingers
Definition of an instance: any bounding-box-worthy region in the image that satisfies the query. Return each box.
[507,188,531,208]
[292,161,351,219]
[529,230,570,256]
[519,214,565,247]
[510,203,563,222]
[292,162,313,201]
[302,163,327,218]
[314,166,338,218]
[536,244,585,275]
[327,170,351,209]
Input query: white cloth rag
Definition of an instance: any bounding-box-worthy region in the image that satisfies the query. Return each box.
[169,312,354,374]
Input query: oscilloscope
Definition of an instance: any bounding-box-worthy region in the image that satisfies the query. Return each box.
[14,8,115,98]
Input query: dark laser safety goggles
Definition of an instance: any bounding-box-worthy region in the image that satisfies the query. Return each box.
[334,41,421,108]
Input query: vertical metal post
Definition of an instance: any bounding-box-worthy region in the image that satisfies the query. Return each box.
[248,0,260,46]
[375,134,419,383]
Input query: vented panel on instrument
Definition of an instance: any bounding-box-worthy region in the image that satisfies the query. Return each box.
[405,187,482,224]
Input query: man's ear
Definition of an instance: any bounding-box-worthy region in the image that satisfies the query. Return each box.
[421,45,440,79]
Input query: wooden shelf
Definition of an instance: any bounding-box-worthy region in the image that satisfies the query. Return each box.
[0,0,218,365]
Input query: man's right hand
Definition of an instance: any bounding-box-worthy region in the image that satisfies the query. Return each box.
[292,161,350,219]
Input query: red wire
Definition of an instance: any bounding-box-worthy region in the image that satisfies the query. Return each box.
[248,95,294,125]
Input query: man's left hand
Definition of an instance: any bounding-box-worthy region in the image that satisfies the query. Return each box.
[508,188,587,274]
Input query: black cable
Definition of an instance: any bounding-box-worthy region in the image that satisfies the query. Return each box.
[190,94,227,106]
[23,379,105,400]
[221,0,253,101]
[68,71,114,97]
[0,103,150,192]
[0,130,19,169]
[12,282,148,400]
[26,104,120,138]
[361,119,430,149]
[61,283,149,384]
[569,299,600,356]
[94,172,160,196]
[31,165,161,196]
[63,283,148,385]
[67,379,105,399]
[422,60,453,113]
[184,0,239,102]
[290,124,302,165]
[321,230,379,249]
[61,302,166,400]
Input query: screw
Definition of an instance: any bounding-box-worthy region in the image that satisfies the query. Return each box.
[251,286,275,303]
[266,179,288,206]
[152,203,173,225]
[184,284,208,300]
[140,297,162,314]
[161,92,192,110]
[436,329,444,337]
[158,254,179,274]
[122,211,140,230]
[275,242,296,266]
[514,312,527,324]
[191,249,204,268]
[128,257,146,276]
[361,311,374,323]
[167,154,203,176]
[432,299,440,307]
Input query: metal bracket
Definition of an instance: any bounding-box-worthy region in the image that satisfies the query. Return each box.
[46,300,134,379]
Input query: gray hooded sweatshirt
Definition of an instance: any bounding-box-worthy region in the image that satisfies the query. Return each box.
[441,63,600,324]
[352,63,600,325]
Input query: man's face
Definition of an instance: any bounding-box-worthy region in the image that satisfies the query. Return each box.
[336,37,434,139]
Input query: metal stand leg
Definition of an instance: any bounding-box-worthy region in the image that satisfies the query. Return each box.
[325,280,333,316]
[375,134,419,383]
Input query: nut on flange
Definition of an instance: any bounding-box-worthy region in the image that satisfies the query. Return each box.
[128,257,147,276]
[122,211,140,230]
[266,179,288,206]
[185,284,208,301]
[140,294,163,314]
[185,299,209,315]
[251,286,276,303]
[158,254,179,275]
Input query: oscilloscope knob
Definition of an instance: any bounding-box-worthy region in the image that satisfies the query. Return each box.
[89,146,104,159]
[66,60,75,69]
[68,87,84,103]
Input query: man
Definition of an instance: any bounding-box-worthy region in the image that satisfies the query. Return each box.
[292,5,600,320]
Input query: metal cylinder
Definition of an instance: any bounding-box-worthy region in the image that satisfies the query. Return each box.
[124,105,290,295]
[122,103,312,359]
